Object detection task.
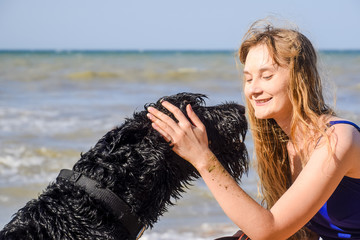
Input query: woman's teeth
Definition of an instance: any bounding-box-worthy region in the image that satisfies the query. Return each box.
[256,98,271,103]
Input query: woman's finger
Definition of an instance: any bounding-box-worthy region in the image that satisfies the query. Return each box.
[161,101,192,125]
[147,105,180,131]
[147,112,175,139]
[150,122,172,143]
[186,104,205,130]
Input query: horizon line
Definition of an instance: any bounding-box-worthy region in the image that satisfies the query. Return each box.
[0,48,359,53]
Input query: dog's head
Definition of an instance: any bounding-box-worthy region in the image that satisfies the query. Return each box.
[146,92,249,182]
[74,92,248,226]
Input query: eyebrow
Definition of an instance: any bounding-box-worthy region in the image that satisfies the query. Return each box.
[243,66,277,75]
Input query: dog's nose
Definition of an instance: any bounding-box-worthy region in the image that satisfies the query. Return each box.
[237,105,246,114]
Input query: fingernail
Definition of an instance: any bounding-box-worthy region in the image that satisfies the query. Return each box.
[146,113,152,119]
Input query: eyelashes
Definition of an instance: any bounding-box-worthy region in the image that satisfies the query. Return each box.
[263,75,273,80]
[244,74,273,83]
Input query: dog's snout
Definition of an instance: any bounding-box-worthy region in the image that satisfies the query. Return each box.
[237,105,246,115]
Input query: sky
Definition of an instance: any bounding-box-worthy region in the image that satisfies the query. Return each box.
[0,0,359,51]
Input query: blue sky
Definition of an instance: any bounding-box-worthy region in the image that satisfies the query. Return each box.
[0,0,359,50]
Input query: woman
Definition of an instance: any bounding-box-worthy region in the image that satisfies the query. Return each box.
[146,20,360,240]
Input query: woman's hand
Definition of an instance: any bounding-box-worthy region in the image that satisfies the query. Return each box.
[147,101,213,168]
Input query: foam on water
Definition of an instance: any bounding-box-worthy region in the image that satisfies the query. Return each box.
[0,145,79,186]
[0,107,77,135]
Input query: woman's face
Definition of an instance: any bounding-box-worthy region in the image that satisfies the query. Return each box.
[243,44,293,124]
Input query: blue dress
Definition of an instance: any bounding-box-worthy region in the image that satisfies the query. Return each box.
[307,120,360,239]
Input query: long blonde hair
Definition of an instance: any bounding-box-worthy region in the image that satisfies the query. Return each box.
[238,20,335,239]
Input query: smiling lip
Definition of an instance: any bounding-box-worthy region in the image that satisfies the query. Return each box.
[254,98,272,105]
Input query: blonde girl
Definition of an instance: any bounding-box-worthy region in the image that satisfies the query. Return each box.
[147,20,360,240]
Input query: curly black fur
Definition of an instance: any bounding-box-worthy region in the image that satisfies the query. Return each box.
[0,92,249,240]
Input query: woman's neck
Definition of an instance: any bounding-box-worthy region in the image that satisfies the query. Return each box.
[274,114,293,137]
[279,114,334,159]
[275,116,314,149]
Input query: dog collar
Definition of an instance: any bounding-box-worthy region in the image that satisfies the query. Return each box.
[57,169,146,240]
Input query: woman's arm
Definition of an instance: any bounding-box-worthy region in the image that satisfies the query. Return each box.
[147,102,359,240]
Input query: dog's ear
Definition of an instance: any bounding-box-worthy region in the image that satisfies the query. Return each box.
[144,92,208,121]
[164,93,207,109]
[95,123,148,155]
[117,123,150,147]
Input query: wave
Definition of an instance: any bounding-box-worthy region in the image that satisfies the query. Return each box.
[65,67,204,82]
[0,106,116,137]
[67,71,121,80]
[0,145,79,187]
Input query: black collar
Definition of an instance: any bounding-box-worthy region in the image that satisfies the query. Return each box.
[57,169,146,240]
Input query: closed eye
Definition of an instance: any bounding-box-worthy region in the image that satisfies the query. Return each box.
[245,78,252,83]
[263,75,273,80]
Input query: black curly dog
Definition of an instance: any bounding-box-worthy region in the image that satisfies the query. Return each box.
[0,92,249,240]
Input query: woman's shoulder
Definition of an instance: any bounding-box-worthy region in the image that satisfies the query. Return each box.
[327,118,360,131]
[316,116,360,147]
[326,117,360,178]
[326,117,360,141]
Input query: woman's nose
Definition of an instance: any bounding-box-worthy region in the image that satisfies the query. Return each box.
[248,79,263,95]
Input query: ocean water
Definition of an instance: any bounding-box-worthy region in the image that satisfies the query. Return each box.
[0,50,359,239]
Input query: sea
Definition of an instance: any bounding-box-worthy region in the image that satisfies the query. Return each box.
[0,50,359,239]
